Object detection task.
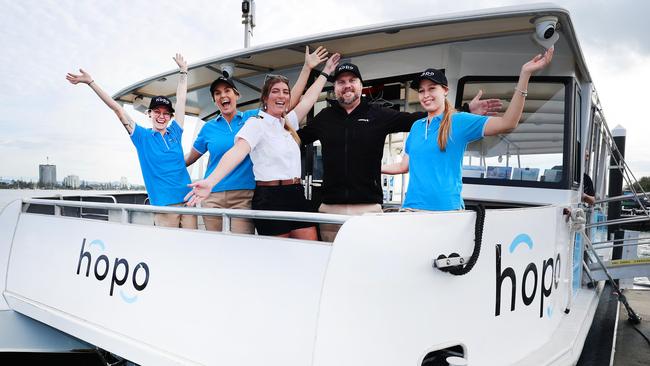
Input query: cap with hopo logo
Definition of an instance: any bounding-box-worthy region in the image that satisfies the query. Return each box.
[148,96,175,113]
[332,63,363,82]
[410,68,448,90]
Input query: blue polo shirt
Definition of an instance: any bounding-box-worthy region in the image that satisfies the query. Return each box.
[192,109,258,192]
[403,112,489,211]
[130,120,191,206]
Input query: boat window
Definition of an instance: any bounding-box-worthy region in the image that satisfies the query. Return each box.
[457,78,570,188]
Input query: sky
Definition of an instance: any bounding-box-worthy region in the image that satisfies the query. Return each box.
[1,0,649,185]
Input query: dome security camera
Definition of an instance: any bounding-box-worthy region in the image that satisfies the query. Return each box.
[220,62,235,79]
[532,16,559,49]
[536,16,557,40]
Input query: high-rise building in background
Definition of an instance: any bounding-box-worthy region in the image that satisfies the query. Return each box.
[63,175,80,189]
[38,164,57,188]
[120,176,129,189]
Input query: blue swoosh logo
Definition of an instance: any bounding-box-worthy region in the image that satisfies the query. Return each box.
[120,290,138,304]
[89,239,105,250]
[509,233,534,253]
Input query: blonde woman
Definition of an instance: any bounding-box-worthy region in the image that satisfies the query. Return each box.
[382,48,554,211]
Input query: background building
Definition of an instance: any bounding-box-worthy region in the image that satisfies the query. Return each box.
[63,175,80,189]
[38,164,57,188]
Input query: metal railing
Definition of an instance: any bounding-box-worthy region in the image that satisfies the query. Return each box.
[21,198,351,233]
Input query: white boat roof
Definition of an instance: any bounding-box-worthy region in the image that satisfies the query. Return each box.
[112,3,589,111]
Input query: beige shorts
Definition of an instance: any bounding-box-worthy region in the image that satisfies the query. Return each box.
[318,203,382,242]
[154,203,198,229]
[202,189,254,234]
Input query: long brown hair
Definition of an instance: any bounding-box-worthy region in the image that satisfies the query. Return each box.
[260,75,301,145]
[437,99,456,151]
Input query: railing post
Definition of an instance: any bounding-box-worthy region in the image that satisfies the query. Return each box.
[222,215,231,233]
[608,125,626,261]
[121,209,130,224]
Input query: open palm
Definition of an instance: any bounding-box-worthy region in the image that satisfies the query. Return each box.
[65,69,93,85]
[522,47,554,75]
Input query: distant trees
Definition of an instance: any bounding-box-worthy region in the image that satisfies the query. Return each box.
[626,176,650,192]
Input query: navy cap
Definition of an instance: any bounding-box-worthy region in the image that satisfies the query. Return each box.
[148,96,175,113]
[332,63,363,82]
[410,68,448,90]
[209,77,239,98]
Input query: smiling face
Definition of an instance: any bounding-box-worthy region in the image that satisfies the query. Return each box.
[334,72,362,108]
[417,79,448,115]
[212,82,240,120]
[263,80,290,118]
[147,106,173,132]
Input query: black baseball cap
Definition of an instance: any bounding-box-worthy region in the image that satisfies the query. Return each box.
[332,63,363,82]
[148,96,175,113]
[410,68,448,90]
[209,77,239,99]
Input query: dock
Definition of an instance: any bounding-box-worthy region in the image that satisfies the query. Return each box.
[578,285,650,365]
[613,288,650,365]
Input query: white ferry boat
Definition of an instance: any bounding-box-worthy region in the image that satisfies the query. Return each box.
[2,3,648,365]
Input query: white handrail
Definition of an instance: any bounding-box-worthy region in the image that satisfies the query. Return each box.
[21,198,351,225]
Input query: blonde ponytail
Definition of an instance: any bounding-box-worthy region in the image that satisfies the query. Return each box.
[438,99,455,151]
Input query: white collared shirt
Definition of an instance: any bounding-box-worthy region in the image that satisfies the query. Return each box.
[236,110,301,181]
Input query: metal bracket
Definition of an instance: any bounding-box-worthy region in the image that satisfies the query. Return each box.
[434,256,470,269]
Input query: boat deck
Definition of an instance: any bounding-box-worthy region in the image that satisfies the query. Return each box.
[613,288,650,366]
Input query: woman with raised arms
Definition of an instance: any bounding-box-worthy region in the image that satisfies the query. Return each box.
[382,48,554,211]
[66,54,197,228]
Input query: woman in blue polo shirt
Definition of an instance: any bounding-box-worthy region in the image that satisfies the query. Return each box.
[381,48,554,211]
[66,54,197,228]
[184,46,329,234]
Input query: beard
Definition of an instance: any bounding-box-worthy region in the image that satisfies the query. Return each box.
[336,90,361,106]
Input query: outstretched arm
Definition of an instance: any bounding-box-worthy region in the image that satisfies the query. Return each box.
[173,53,189,129]
[66,69,135,134]
[291,53,340,121]
[484,48,554,136]
[289,46,329,110]
[381,154,410,174]
[185,138,251,206]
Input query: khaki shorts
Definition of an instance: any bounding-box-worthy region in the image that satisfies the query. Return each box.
[202,190,254,234]
[154,203,198,229]
[318,203,382,242]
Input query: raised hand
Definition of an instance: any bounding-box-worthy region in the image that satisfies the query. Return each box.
[184,179,213,207]
[522,47,554,76]
[469,90,503,116]
[323,53,341,75]
[173,53,188,73]
[305,46,328,69]
[66,69,93,85]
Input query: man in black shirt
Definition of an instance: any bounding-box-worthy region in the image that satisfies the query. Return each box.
[582,152,596,205]
[298,63,501,241]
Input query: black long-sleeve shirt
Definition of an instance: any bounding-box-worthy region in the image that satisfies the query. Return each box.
[298,98,426,204]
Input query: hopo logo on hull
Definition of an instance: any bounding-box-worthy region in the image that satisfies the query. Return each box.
[75,238,150,303]
[495,233,561,318]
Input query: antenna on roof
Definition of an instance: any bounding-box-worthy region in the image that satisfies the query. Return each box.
[242,0,256,48]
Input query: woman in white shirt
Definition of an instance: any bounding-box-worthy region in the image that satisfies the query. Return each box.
[185,54,340,240]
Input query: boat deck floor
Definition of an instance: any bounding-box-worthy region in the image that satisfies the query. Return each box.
[613,288,650,366]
